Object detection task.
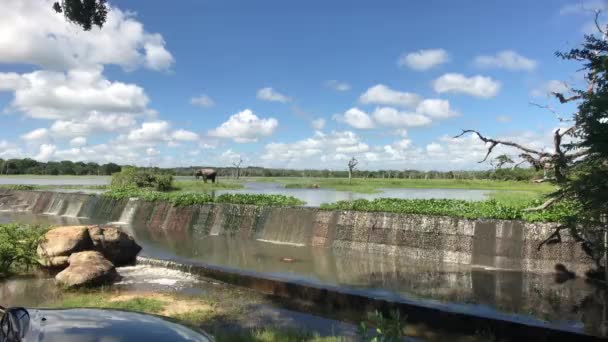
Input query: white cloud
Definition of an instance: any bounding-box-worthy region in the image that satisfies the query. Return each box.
[21,128,49,142]
[359,84,421,108]
[0,68,149,119]
[372,107,432,127]
[415,99,458,118]
[474,50,537,71]
[325,80,351,92]
[433,73,501,98]
[261,130,367,167]
[311,118,326,130]
[127,121,170,143]
[256,87,291,103]
[530,80,570,97]
[398,49,449,71]
[0,0,173,71]
[190,94,215,107]
[146,147,160,156]
[171,129,199,142]
[50,112,137,137]
[335,108,375,129]
[209,109,278,143]
[69,137,87,147]
[426,142,444,154]
[0,73,26,90]
[34,143,56,162]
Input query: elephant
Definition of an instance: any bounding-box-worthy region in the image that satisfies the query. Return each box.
[194,168,217,183]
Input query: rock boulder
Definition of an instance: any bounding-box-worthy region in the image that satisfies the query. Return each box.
[88,226,142,266]
[37,226,93,268]
[55,251,119,288]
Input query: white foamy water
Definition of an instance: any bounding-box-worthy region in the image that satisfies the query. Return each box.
[115,265,199,290]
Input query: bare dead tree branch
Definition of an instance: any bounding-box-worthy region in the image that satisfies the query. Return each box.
[530,102,573,122]
[454,129,548,163]
[523,194,565,212]
[552,92,582,104]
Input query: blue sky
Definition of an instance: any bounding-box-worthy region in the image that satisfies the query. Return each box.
[0,0,602,170]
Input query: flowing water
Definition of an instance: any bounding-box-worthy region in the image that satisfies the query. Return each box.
[0,190,606,338]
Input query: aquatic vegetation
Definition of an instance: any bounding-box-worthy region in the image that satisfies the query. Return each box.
[321,198,577,223]
[104,188,304,207]
[110,167,174,191]
[358,310,406,342]
[0,224,47,277]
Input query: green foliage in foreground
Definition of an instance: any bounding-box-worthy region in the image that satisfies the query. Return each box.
[321,198,577,223]
[56,295,166,313]
[0,224,46,277]
[358,310,406,342]
[104,189,304,207]
[0,185,36,190]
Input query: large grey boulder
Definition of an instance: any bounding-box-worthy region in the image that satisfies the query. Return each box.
[55,251,119,288]
[37,226,93,268]
[88,226,142,266]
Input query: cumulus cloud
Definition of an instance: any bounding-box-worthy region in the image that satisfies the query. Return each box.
[0,68,149,119]
[50,112,137,137]
[69,137,87,147]
[34,143,56,162]
[415,99,458,118]
[127,121,170,143]
[311,118,326,130]
[21,128,49,142]
[209,109,278,143]
[190,94,215,107]
[0,0,173,71]
[256,87,291,103]
[334,108,375,129]
[171,129,200,142]
[433,73,501,98]
[474,50,537,71]
[261,130,366,167]
[359,84,421,108]
[325,80,351,92]
[398,49,449,71]
[372,107,432,127]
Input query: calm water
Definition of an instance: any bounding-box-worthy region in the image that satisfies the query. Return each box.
[0,176,494,206]
[1,211,606,336]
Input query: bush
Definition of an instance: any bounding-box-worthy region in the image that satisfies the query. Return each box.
[0,224,46,277]
[110,167,174,191]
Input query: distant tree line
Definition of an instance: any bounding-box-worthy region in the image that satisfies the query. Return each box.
[0,158,121,176]
[0,158,543,181]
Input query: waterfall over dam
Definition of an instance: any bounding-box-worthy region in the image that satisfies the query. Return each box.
[0,189,605,338]
[0,189,591,275]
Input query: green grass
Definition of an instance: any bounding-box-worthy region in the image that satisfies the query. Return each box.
[46,291,345,342]
[55,294,166,313]
[103,188,305,206]
[245,177,555,194]
[320,197,576,222]
[173,180,244,192]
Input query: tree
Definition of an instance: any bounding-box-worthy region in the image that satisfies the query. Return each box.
[232,157,243,179]
[493,154,514,169]
[456,12,608,279]
[53,0,108,31]
[347,157,358,184]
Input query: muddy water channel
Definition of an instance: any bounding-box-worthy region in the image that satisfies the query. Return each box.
[1,209,607,339]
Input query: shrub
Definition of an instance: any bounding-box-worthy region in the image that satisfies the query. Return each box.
[110,167,174,191]
[0,224,46,277]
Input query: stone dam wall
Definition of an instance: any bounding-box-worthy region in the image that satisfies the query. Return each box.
[0,189,593,276]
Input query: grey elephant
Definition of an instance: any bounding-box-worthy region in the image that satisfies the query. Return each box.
[194,168,217,183]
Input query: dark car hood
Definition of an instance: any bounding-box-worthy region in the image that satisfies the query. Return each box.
[22,308,212,342]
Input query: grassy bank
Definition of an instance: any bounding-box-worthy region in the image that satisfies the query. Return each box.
[45,290,344,342]
[172,179,244,192]
[246,177,555,194]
